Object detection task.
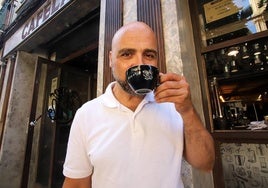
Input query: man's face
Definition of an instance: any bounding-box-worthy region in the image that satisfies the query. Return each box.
[109,23,158,95]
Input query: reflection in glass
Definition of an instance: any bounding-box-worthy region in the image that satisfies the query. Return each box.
[199,0,268,46]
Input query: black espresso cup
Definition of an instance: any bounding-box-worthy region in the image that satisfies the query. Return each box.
[126,65,159,95]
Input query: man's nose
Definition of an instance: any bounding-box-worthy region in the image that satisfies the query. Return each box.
[135,54,145,65]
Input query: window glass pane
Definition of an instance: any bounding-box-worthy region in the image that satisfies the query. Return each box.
[198,0,268,46]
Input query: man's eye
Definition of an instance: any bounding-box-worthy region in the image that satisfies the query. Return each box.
[121,52,132,57]
[145,52,157,59]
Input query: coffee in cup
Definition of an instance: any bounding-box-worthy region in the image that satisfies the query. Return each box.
[126,65,159,95]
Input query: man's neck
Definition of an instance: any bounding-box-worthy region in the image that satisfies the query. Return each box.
[112,83,144,111]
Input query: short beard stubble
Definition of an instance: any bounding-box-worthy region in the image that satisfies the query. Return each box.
[112,72,141,97]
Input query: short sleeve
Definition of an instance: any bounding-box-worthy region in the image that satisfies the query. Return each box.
[63,109,93,178]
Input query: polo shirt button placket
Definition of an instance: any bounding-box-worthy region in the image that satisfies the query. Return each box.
[130,114,145,168]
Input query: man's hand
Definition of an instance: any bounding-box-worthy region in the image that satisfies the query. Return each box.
[154,73,193,114]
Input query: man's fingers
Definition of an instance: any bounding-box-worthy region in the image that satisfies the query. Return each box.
[159,73,183,84]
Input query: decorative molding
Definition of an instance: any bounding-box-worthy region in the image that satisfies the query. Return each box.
[124,0,137,24]
[137,0,166,73]
[102,0,123,91]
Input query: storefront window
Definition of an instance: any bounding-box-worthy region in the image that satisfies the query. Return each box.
[198,0,268,46]
[194,0,268,131]
[192,1,268,187]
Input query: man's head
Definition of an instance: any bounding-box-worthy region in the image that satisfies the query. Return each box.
[109,21,158,95]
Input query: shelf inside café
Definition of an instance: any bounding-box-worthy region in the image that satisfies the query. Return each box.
[212,129,268,142]
[201,12,268,53]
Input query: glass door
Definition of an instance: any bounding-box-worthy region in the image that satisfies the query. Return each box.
[32,60,95,188]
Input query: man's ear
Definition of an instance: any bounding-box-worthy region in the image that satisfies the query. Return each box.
[109,51,112,67]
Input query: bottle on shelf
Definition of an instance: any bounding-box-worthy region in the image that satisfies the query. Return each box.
[240,43,253,72]
[223,61,231,78]
[212,56,223,76]
[215,49,227,76]
[230,58,239,73]
[253,43,265,72]
[204,53,214,76]
[262,44,268,69]
[227,46,240,74]
[206,51,224,77]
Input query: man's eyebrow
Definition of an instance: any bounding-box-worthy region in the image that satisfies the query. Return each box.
[117,48,158,55]
[144,49,158,54]
[118,48,136,54]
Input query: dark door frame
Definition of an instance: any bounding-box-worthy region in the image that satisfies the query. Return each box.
[21,57,61,188]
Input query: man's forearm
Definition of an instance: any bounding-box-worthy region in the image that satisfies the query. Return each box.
[182,108,215,171]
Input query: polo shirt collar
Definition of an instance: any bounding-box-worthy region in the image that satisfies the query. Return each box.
[101,82,155,108]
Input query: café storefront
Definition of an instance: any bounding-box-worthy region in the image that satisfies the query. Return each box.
[0,0,267,188]
[0,0,214,187]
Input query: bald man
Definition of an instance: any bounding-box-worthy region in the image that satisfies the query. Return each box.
[62,21,214,188]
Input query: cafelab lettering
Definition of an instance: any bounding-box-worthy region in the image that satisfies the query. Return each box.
[142,70,153,80]
[128,70,153,81]
[22,0,70,40]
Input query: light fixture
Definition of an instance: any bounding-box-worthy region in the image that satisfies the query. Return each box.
[257,94,262,101]
[227,46,240,56]
[220,95,225,102]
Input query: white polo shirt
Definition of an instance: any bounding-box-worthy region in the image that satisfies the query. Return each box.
[63,82,184,188]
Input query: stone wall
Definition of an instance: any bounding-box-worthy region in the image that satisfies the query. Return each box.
[0,51,37,188]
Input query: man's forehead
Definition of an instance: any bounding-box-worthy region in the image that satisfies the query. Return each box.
[114,40,157,52]
[112,22,156,47]
[114,22,154,37]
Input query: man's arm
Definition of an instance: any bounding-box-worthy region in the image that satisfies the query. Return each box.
[180,107,215,171]
[154,73,215,171]
[62,176,91,188]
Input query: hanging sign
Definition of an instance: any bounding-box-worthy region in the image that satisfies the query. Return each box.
[22,0,72,40]
[3,0,72,57]
[204,0,240,23]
